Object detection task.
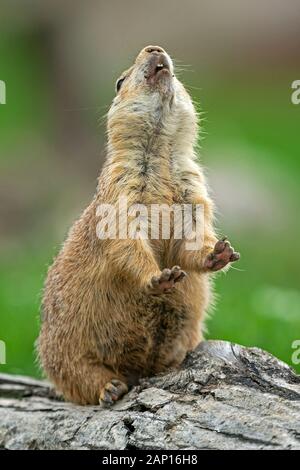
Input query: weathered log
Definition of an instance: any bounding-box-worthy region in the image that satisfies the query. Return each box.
[0,340,299,450]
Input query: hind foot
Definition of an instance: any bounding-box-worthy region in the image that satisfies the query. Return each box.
[99,379,128,407]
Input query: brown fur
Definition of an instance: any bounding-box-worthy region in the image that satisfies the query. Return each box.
[38,46,238,405]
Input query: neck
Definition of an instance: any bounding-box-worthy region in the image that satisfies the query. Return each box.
[98,95,198,203]
[102,110,174,202]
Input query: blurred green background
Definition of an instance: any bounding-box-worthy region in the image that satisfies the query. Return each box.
[0,1,299,377]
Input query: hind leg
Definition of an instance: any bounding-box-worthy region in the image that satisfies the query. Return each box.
[49,361,128,406]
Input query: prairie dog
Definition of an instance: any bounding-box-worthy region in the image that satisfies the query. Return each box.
[38,45,239,405]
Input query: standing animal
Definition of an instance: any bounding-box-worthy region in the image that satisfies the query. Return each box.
[38,45,240,405]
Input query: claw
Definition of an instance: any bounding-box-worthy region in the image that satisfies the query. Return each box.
[230,252,240,262]
[204,239,240,272]
[149,266,187,293]
[99,379,128,407]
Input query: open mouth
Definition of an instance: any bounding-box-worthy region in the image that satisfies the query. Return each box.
[145,54,172,82]
[155,62,169,74]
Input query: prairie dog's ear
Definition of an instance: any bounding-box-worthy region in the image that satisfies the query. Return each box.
[115,76,125,93]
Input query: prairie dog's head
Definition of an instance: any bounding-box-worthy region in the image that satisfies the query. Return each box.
[107,46,198,148]
[115,45,174,98]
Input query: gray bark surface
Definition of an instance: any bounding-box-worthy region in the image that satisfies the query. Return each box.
[0,340,299,450]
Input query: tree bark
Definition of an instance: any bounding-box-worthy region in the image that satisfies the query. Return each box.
[0,340,299,450]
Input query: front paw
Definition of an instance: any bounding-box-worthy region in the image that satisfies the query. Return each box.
[149,266,187,294]
[204,238,240,272]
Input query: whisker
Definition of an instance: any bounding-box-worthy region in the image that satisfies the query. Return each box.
[229,265,245,272]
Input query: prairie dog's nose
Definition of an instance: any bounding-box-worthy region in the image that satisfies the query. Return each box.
[144,45,165,54]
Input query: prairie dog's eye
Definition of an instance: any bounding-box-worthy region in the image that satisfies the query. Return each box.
[116,77,125,93]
